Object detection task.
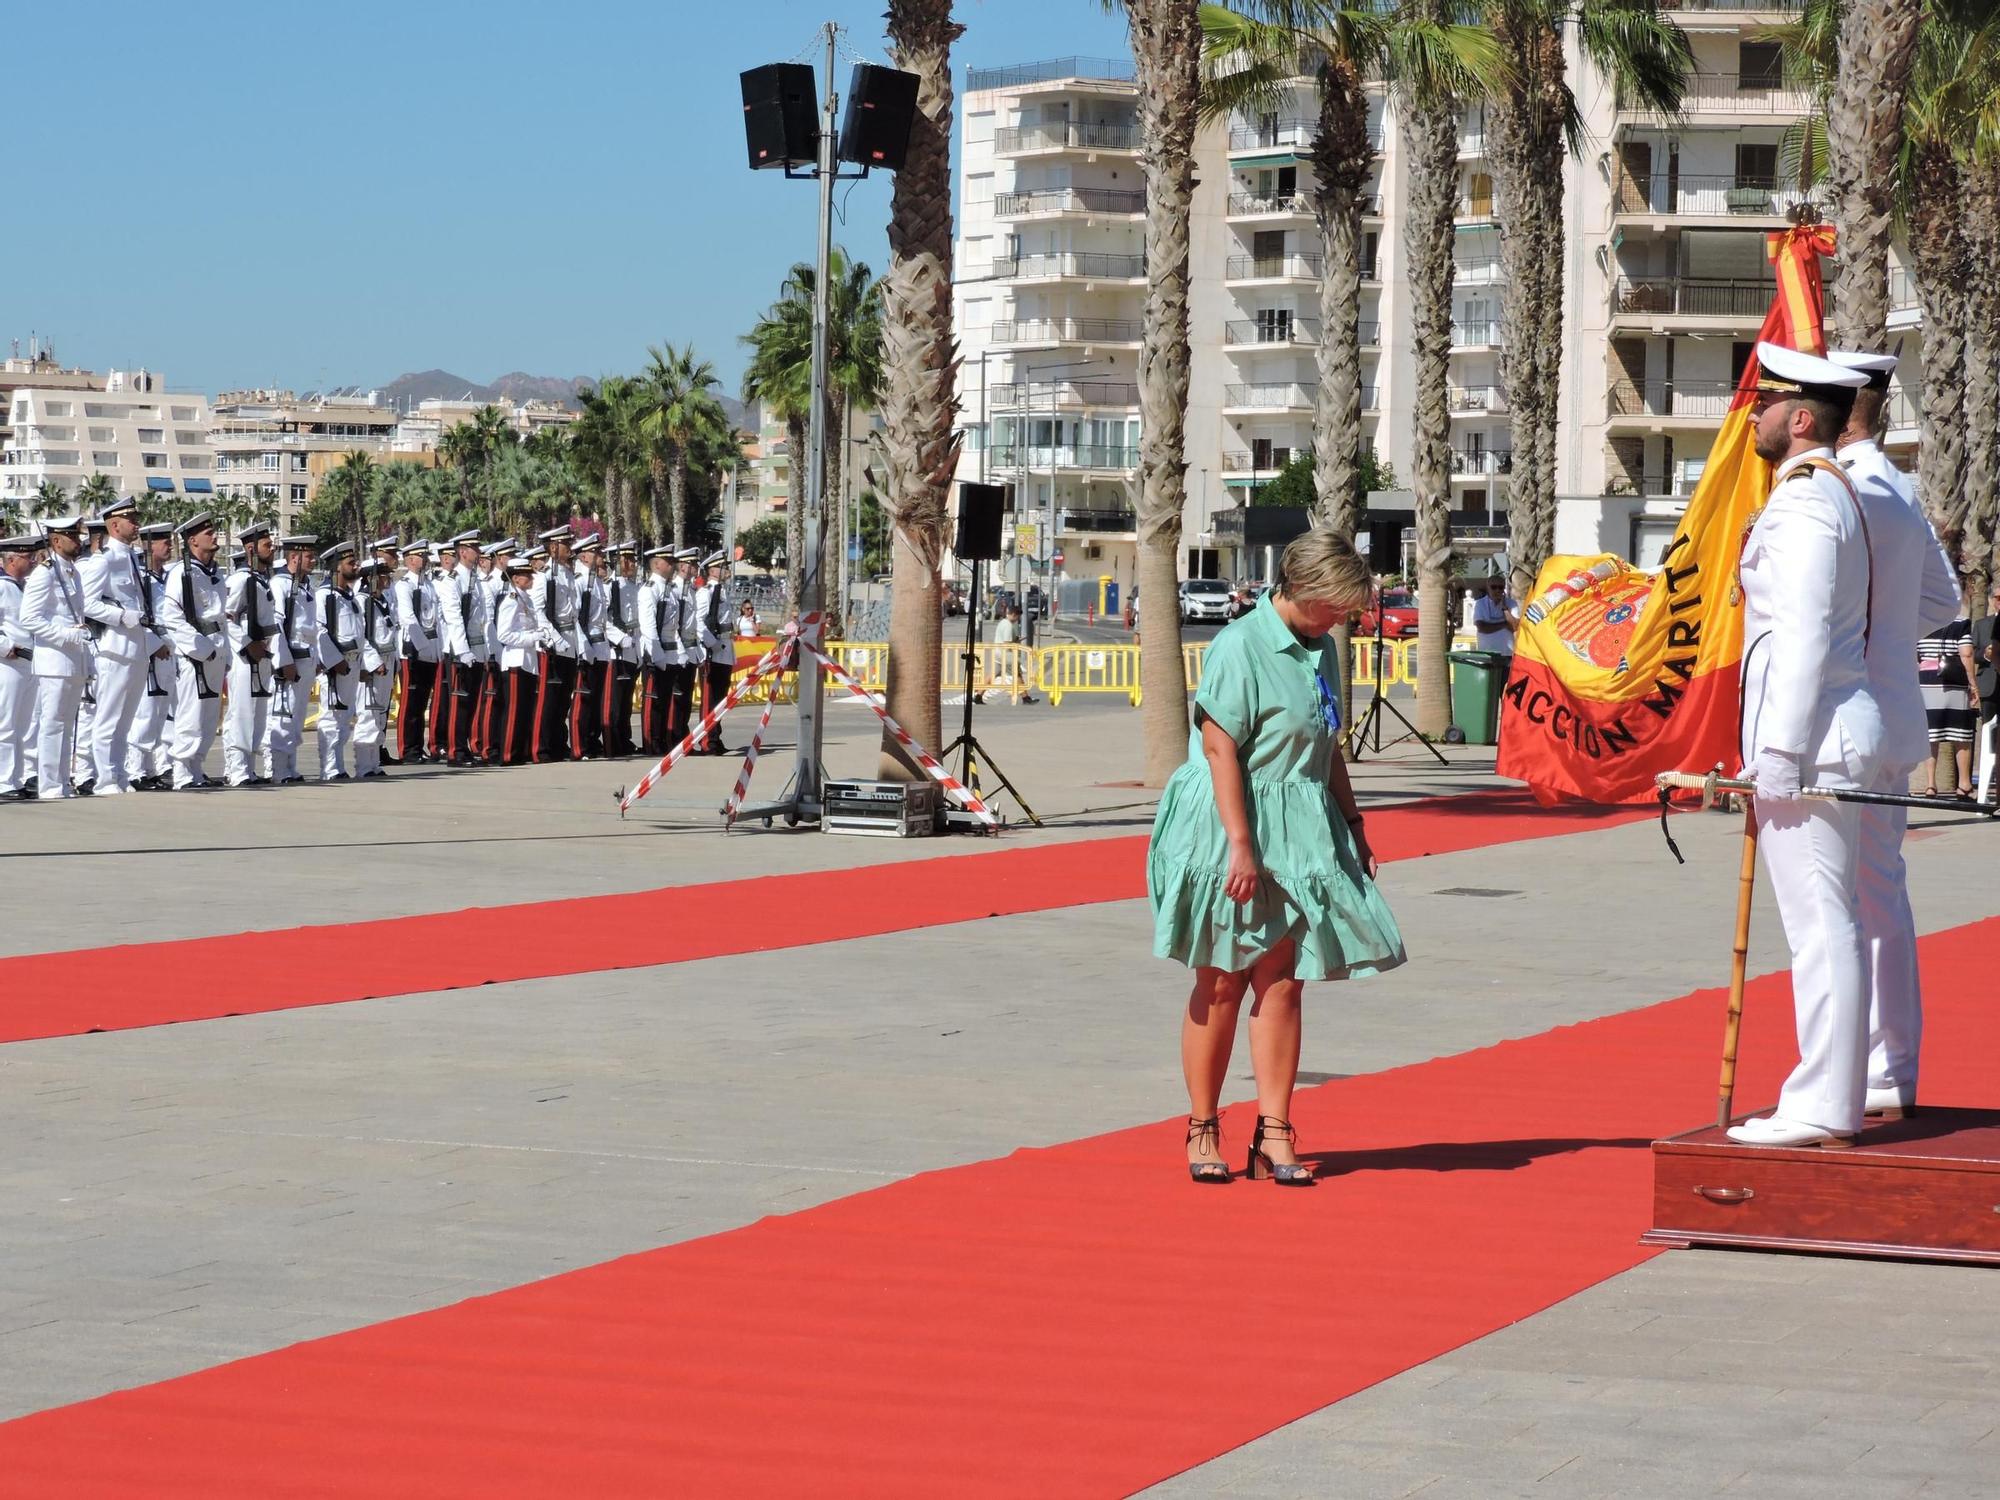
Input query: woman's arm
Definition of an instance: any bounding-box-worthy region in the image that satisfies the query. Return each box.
[1326,746,1377,878]
[1200,717,1260,903]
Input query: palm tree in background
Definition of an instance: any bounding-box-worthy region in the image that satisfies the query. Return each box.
[1824,0,1924,349]
[323,450,377,547]
[638,342,728,552]
[32,478,68,519]
[743,275,818,606]
[76,473,117,512]
[437,424,480,528]
[573,376,643,542]
[470,404,516,530]
[1482,0,1690,603]
[878,0,966,774]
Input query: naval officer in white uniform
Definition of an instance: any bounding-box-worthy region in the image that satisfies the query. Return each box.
[1827,349,1964,1120]
[1728,343,1884,1148]
[20,515,95,799]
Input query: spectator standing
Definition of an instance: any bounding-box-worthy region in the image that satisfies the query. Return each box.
[1972,585,1999,803]
[1471,577,1518,659]
[1917,616,1979,795]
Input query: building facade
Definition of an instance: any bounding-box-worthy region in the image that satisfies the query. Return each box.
[208,390,408,527]
[2,367,215,513]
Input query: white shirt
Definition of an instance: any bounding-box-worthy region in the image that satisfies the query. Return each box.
[438,563,489,664]
[696,579,736,666]
[394,568,442,662]
[1471,593,1517,654]
[22,554,93,678]
[494,585,543,673]
[0,569,33,671]
[83,537,152,664]
[162,556,228,664]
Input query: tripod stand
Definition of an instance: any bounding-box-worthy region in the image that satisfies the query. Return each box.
[940,565,1040,826]
[1345,606,1447,765]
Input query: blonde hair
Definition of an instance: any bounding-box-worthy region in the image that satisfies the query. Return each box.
[1276,530,1372,611]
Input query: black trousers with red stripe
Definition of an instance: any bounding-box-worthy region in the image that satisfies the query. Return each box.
[444,660,485,760]
[604,659,638,756]
[498,668,537,764]
[398,656,438,760]
[641,664,668,756]
[569,654,605,760]
[534,652,574,762]
[700,660,733,750]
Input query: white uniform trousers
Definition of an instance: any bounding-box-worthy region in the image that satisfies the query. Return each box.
[0,661,35,793]
[1858,766,1922,1097]
[352,670,389,775]
[33,675,86,799]
[223,656,272,784]
[170,654,224,788]
[268,664,318,781]
[88,654,144,793]
[126,663,172,781]
[72,690,95,786]
[1761,795,1868,1133]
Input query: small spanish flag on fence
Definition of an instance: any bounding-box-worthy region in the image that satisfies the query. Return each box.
[1496,222,1837,804]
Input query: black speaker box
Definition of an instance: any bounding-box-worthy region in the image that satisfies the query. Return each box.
[955,482,1006,561]
[741,64,818,171]
[837,64,919,171]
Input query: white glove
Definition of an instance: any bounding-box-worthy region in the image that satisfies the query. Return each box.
[458,651,475,667]
[1752,748,1802,802]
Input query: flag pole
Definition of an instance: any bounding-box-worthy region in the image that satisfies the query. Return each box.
[1717,804,1758,1129]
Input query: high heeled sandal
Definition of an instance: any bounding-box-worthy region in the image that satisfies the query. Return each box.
[1247,1116,1313,1186]
[1186,1115,1230,1184]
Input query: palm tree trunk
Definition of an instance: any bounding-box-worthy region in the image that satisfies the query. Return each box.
[1910,144,1969,587]
[823,397,849,627]
[1825,0,1923,350]
[1962,164,2000,609]
[878,0,965,774]
[1404,76,1460,740]
[629,463,648,546]
[669,456,689,552]
[785,414,809,609]
[1127,0,1199,787]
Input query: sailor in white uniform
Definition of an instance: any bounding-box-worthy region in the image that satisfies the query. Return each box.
[267,532,326,784]
[693,550,737,753]
[221,523,282,787]
[492,552,544,765]
[312,543,362,781]
[21,516,96,799]
[1728,343,1884,1148]
[570,534,610,759]
[604,540,642,757]
[0,533,44,799]
[76,496,153,795]
[354,559,398,777]
[529,525,581,760]
[1823,349,1965,1119]
[124,522,176,790]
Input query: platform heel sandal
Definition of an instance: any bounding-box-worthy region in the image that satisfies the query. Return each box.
[1186,1116,1230,1184]
[1247,1116,1313,1186]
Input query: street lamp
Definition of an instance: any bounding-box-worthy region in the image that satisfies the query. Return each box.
[1011,355,1097,646]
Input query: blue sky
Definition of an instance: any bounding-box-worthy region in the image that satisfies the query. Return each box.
[7,0,1129,401]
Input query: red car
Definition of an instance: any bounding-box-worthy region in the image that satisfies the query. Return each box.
[1355,588,1418,639]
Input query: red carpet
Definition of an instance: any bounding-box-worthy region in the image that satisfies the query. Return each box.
[0,789,1646,1044]
[4,916,1994,1498]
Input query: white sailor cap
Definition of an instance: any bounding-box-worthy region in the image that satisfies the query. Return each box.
[0,533,43,553]
[537,524,572,544]
[1828,348,1898,390]
[39,513,83,533]
[674,546,701,562]
[178,512,218,540]
[447,529,481,548]
[99,495,138,520]
[504,552,537,575]
[356,558,385,577]
[702,549,729,569]
[1754,343,1869,404]
[482,538,517,557]
[402,537,433,556]
[279,532,319,551]
[239,521,273,545]
[137,521,175,541]
[318,541,355,565]
[644,544,673,560]
[370,534,401,553]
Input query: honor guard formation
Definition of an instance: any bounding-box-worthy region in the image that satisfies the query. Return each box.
[0,511,740,799]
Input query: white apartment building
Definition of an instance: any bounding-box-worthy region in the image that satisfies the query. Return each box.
[956,11,1923,594]
[2,368,214,512]
[209,390,404,527]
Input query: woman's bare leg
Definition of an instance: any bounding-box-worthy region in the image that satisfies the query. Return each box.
[1183,965,1249,1167]
[1247,940,1305,1168]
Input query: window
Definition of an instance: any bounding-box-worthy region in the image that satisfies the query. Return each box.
[290,484,308,502]
[142,452,167,469]
[180,455,208,470]
[260,453,280,471]
[170,406,196,422]
[175,430,203,446]
[38,425,76,441]
[92,451,119,469]
[1730,342,1756,386]
[88,426,114,442]
[1739,42,1782,88]
[83,403,113,418]
[44,400,72,417]
[137,427,163,444]
[1735,143,1778,188]
[290,453,308,472]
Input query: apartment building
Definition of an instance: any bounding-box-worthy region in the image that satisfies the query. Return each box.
[1,341,104,457]
[2,367,214,511]
[209,390,407,527]
[957,12,1923,593]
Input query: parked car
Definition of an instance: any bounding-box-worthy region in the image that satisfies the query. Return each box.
[1355,587,1418,639]
[989,585,1048,621]
[1178,577,1236,624]
[941,579,968,617]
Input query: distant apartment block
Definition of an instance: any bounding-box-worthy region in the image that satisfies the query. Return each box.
[2,367,215,512]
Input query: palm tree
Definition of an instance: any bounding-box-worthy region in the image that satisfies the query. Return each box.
[437,424,481,529]
[1482,0,1690,602]
[574,376,643,541]
[879,0,967,773]
[76,473,117,512]
[1825,0,1924,349]
[638,342,728,552]
[1122,0,1203,787]
[742,306,812,605]
[322,450,377,547]
[32,478,68,519]
[470,404,516,529]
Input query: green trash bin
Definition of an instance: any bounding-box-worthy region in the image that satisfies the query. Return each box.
[1449,650,1509,746]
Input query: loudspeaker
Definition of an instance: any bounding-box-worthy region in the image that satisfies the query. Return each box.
[837,63,919,171]
[955,482,1006,561]
[741,64,818,171]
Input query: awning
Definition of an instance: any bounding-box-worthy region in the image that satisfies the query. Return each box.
[146,477,176,492]
[1229,150,1300,169]
[184,479,213,494]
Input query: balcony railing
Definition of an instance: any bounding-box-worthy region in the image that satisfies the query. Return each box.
[1449,384,1509,415]
[1607,379,1738,420]
[992,446,1139,472]
[1454,259,1506,286]
[989,317,1141,344]
[1451,449,1515,476]
[1226,253,1326,280]
[1228,190,1311,217]
[1229,120,1315,151]
[967,57,1136,91]
[1889,266,1921,310]
[1619,71,1811,115]
[1057,506,1139,533]
[1625,471,1705,498]
[1657,0,1802,13]
[1224,382,1317,410]
[989,251,1146,280]
[989,380,1141,409]
[1221,452,1296,473]
[994,122,1140,153]
[1613,277,1799,319]
[1612,174,1832,218]
[1451,320,1502,347]
[993,187,1146,217]
[1359,320,1382,346]
[1224,318,1322,347]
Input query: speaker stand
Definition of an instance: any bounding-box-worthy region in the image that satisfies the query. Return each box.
[1345,620,1447,765]
[941,566,1039,828]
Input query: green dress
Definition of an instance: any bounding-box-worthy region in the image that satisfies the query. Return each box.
[1148,594,1406,981]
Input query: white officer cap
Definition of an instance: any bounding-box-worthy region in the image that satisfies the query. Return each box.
[137,521,175,541]
[482,539,516,557]
[537,524,572,544]
[1754,343,1869,404]
[447,529,481,548]
[370,534,400,553]
[505,553,536,576]
[674,547,700,562]
[39,514,83,533]
[0,533,42,553]
[402,538,432,557]
[702,550,728,569]
[574,533,605,554]
[99,496,138,521]
[644,545,673,560]
[1828,348,1898,390]
[611,538,638,556]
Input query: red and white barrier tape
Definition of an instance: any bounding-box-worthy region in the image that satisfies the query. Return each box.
[722,641,791,827]
[618,631,796,814]
[802,642,997,826]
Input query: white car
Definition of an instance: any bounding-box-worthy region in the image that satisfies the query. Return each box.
[1179,578,1235,623]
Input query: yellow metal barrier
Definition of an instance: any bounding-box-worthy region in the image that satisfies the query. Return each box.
[825,641,888,695]
[943,642,1035,703]
[1038,642,1142,706]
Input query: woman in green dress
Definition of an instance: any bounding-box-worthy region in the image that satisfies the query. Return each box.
[1148,531,1405,1185]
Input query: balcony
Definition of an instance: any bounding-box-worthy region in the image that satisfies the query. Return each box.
[1622,471,1705,499]
[988,251,1146,282]
[993,186,1145,219]
[1227,190,1312,219]
[1224,318,1322,349]
[993,446,1138,474]
[967,57,1136,91]
[1618,71,1811,120]
[1224,381,1318,413]
[1228,120,1382,154]
[1359,320,1381,347]
[1612,276,1798,323]
[1057,506,1139,534]
[988,317,1142,347]
[1611,174,1831,223]
[994,122,1141,154]
[1449,384,1509,416]
[1450,320,1502,350]
[1656,0,1802,14]
[1451,449,1514,477]
[1453,258,1506,286]
[1221,452,1295,475]
[989,380,1140,410]
[1606,379,1738,425]
[1888,266,1924,331]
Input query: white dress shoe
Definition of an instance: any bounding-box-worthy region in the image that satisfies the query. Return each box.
[1864,1085,1917,1119]
[1725,1115,1854,1149]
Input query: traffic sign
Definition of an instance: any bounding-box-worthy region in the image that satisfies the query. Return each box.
[1051,550,1065,567]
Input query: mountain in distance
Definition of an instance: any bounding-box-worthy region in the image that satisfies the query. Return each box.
[372,369,752,431]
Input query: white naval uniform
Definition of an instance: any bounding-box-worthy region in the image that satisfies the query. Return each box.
[21,553,94,799]
[437,562,490,755]
[124,561,174,784]
[1739,447,1888,1135]
[0,570,37,794]
[268,569,328,782]
[162,555,228,788]
[222,564,283,785]
[82,537,153,793]
[354,582,398,774]
[1838,438,1964,1102]
[315,582,364,779]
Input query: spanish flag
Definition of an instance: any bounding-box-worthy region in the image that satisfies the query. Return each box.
[1496,223,1836,804]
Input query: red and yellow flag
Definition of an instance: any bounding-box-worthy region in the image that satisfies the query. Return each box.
[1496,224,1836,804]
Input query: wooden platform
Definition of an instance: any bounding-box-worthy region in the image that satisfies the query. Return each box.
[1645,1107,2000,1265]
